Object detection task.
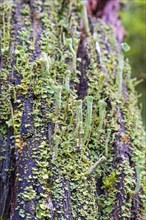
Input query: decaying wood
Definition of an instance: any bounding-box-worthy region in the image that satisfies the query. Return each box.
[0,0,145,219]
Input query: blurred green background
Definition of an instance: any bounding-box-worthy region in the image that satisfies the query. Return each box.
[120,0,146,129]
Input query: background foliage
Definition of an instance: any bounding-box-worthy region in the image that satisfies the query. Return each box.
[120,0,146,128]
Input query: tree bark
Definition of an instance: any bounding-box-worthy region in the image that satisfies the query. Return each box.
[0,0,145,219]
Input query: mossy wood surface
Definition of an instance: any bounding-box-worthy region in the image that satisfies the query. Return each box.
[0,0,145,219]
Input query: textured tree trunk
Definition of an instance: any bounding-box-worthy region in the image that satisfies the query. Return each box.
[0,0,145,219]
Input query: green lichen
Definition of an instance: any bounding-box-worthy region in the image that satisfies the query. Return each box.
[84,96,94,144]
[98,99,107,135]
[81,0,90,35]
[116,54,124,95]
